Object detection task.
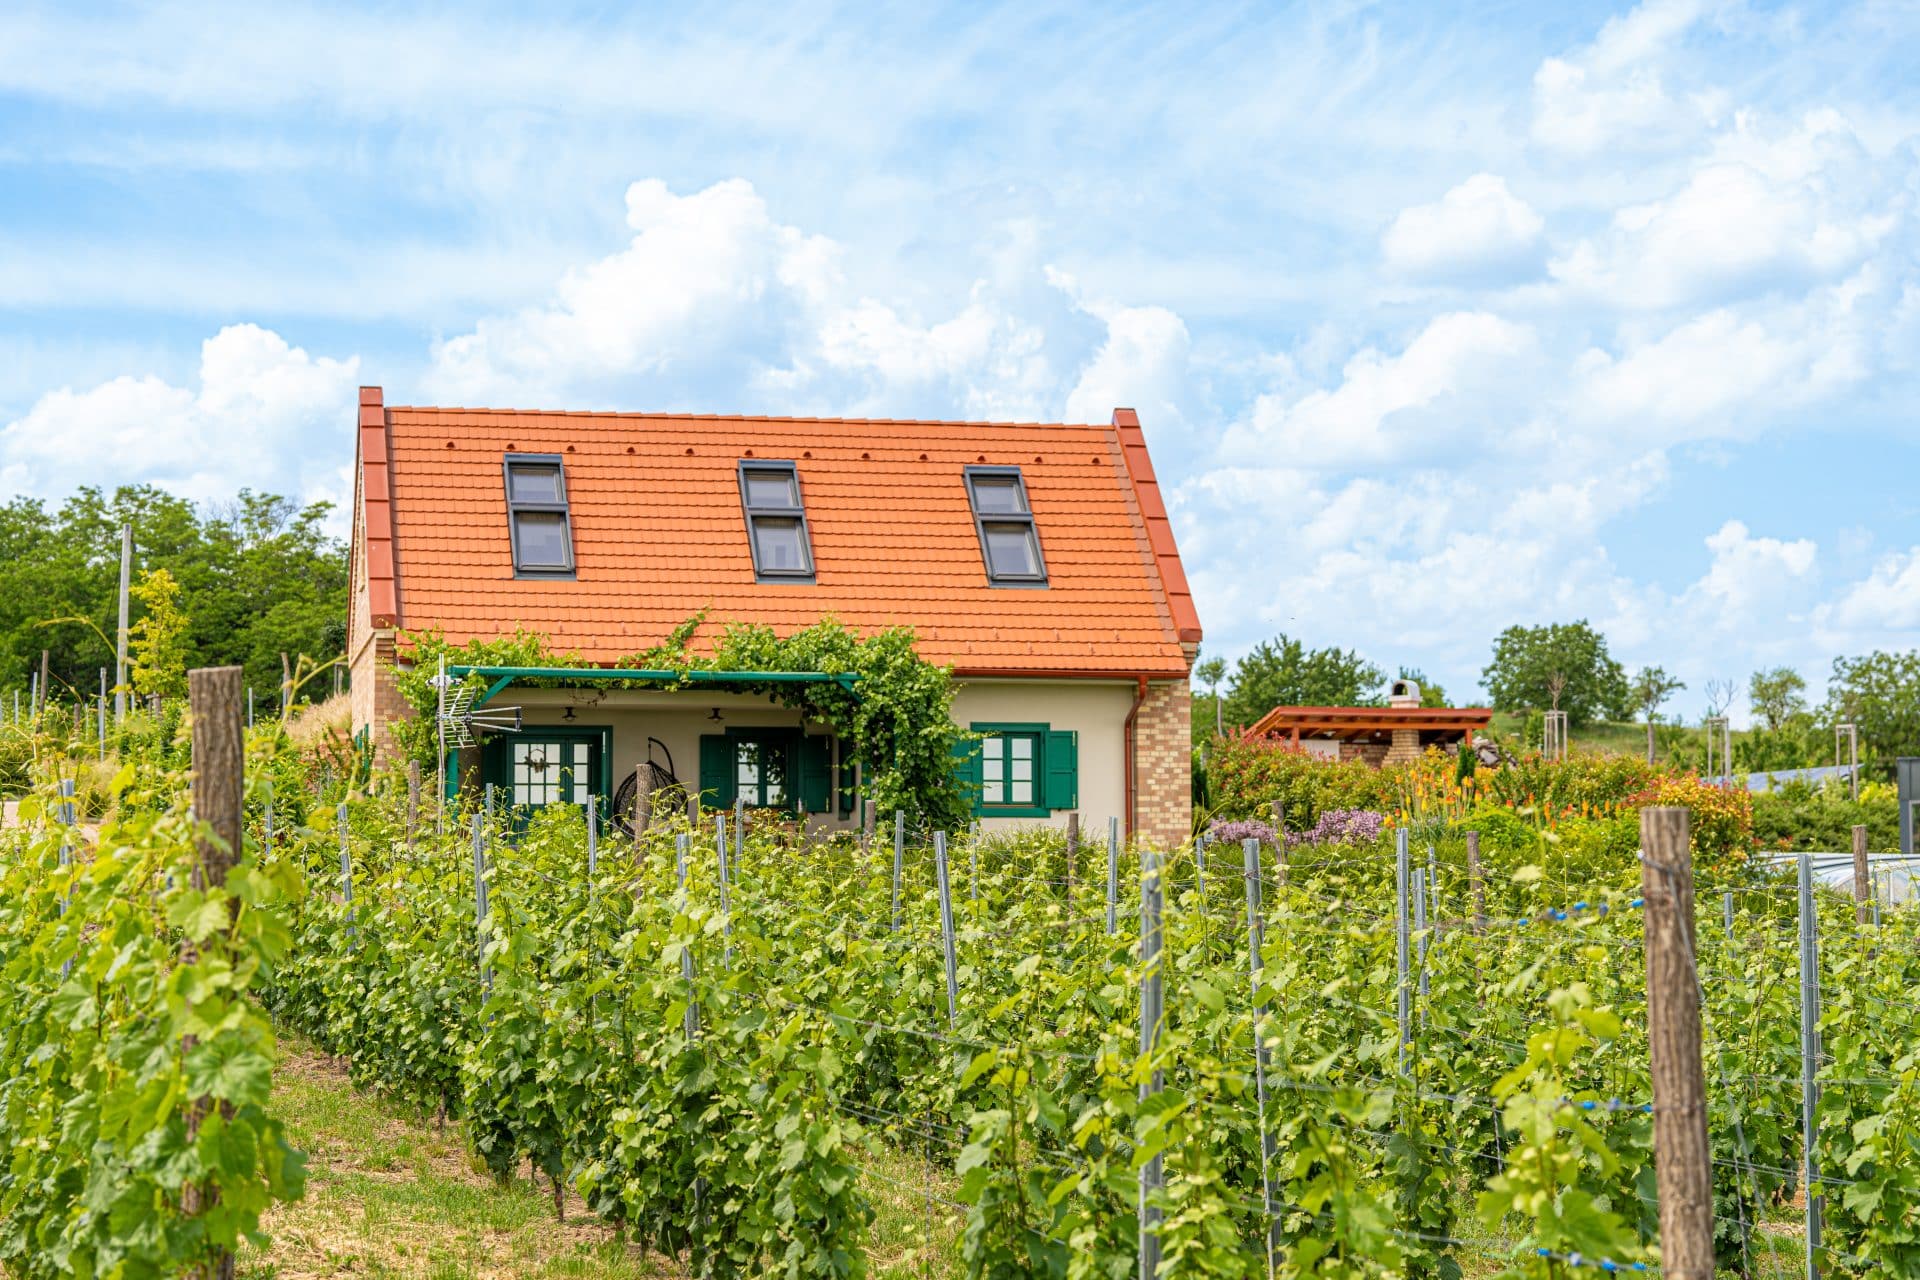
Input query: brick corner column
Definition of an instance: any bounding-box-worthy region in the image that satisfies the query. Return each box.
[1134,678,1193,849]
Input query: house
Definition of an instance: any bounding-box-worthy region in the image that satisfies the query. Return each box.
[1244,679,1491,767]
[346,387,1201,847]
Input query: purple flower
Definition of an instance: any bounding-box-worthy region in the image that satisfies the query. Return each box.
[1288,809,1385,848]
[1207,818,1279,848]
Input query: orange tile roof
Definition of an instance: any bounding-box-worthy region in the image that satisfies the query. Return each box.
[354,388,1201,677]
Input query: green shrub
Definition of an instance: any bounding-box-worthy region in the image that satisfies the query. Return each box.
[1752,779,1899,853]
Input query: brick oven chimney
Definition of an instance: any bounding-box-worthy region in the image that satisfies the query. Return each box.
[1383,676,1423,765]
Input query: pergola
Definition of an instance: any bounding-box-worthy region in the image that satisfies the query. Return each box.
[1244,704,1493,749]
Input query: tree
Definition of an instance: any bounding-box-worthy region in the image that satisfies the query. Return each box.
[1749,667,1808,731]
[128,567,190,700]
[1194,654,1228,739]
[1,484,347,704]
[1629,666,1685,764]
[1222,635,1384,729]
[1481,620,1630,728]
[1822,650,1920,782]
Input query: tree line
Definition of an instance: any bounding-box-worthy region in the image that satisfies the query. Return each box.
[1197,619,1920,780]
[2,486,347,709]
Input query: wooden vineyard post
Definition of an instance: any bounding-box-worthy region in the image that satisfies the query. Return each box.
[1798,852,1825,1276]
[1065,811,1080,905]
[1467,831,1486,934]
[1853,824,1871,927]
[1640,807,1713,1280]
[1243,836,1279,1274]
[38,649,49,717]
[1271,800,1287,887]
[862,798,876,856]
[406,762,421,846]
[1395,827,1411,1073]
[890,809,905,932]
[337,803,355,940]
[1106,816,1120,935]
[1137,845,1164,1280]
[686,791,699,827]
[473,814,491,996]
[934,832,958,1027]
[186,665,244,1280]
[635,764,652,836]
[675,834,696,1039]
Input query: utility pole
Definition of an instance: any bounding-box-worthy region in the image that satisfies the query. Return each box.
[114,523,132,723]
[1640,807,1713,1280]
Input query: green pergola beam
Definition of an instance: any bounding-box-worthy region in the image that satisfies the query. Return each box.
[446,664,860,707]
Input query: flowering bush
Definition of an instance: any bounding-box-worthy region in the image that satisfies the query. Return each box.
[1290,807,1386,848]
[1205,735,1397,829]
[1206,818,1280,848]
[1630,773,1754,868]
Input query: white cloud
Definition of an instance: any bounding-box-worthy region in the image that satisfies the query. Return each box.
[0,325,358,514]
[1531,0,1714,152]
[428,179,840,406]
[1686,520,1819,617]
[1221,312,1537,468]
[1053,269,1193,429]
[1550,148,1892,310]
[1817,547,1920,635]
[1381,174,1545,282]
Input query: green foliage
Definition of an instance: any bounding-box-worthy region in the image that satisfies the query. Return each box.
[0,731,306,1273]
[1823,649,1920,781]
[1222,635,1385,730]
[1204,734,1397,829]
[1749,666,1809,731]
[1627,664,1684,734]
[395,615,970,829]
[129,566,191,699]
[1752,778,1900,853]
[0,485,346,701]
[1482,621,1630,728]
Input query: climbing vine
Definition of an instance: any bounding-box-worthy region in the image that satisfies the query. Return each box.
[391,613,969,827]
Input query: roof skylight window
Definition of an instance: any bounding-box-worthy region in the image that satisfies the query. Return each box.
[964,467,1047,586]
[503,454,575,577]
[739,460,815,582]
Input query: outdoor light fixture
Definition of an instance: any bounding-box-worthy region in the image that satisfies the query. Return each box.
[563,705,577,722]
[708,707,724,722]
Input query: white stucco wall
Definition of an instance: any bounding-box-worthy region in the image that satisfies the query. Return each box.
[478,678,1135,837]
[948,678,1136,835]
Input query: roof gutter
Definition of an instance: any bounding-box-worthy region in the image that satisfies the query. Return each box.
[447,664,860,707]
[1122,674,1150,840]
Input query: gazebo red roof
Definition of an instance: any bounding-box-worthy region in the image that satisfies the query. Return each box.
[1245,704,1494,742]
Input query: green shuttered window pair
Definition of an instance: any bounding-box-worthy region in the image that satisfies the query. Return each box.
[698,729,835,813]
[952,722,1077,818]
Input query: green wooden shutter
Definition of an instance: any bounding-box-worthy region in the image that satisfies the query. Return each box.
[837,742,857,817]
[699,734,734,808]
[1043,730,1078,811]
[797,734,833,814]
[951,735,983,814]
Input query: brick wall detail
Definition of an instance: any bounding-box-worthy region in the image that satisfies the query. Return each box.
[349,628,409,765]
[1134,678,1192,850]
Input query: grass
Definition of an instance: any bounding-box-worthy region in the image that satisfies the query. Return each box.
[243,1034,963,1279]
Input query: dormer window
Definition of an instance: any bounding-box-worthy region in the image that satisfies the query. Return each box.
[738,460,815,582]
[965,467,1046,586]
[503,454,575,577]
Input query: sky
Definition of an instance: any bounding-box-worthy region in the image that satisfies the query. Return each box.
[1,0,1916,723]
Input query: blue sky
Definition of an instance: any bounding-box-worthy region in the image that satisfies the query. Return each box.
[1,0,1916,720]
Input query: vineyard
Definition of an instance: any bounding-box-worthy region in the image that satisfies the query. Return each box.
[5,687,1920,1278]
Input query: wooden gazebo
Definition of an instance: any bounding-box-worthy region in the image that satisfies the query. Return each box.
[1244,704,1493,767]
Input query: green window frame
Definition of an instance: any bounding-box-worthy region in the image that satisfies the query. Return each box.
[699,728,835,813]
[954,722,1078,818]
[480,726,612,821]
